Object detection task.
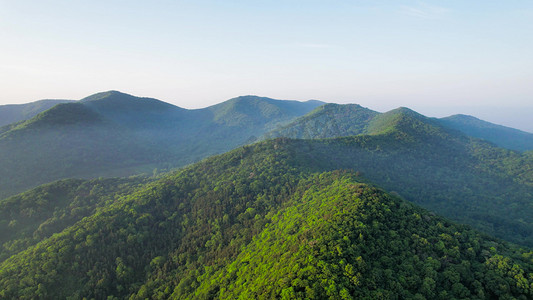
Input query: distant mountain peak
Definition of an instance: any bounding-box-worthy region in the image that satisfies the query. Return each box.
[80,90,131,102]
[389,106,424,117]
[80,90,137,102]
[81,91,180,116]
[443,114,496,127]
[438,113,533,151]
[266,103,379,139]
[209,95,324,127]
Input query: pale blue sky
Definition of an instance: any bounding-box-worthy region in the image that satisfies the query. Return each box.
[1,1,532,131]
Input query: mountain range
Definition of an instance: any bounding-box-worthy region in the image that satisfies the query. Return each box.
[266,103,533,152]
[0,91,323,198]
[0,91,532,298]
[0,134,532,299]
[2,92,532,202]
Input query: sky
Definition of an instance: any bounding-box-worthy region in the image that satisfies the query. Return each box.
[1,0,532,131]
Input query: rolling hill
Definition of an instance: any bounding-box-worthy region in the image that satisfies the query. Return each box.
[0,136,531,299]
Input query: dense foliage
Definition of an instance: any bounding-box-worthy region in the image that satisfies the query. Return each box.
[265,106,533,246]
[0,176,151,262]
[267,103,533,152]
[0,140,531,299]
[266,103,379,139]
[196,175,533,299]
[1,94,533,298]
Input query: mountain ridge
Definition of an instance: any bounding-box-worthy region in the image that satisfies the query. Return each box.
[0,99,74,128]
[266,102,533,152]
[438,114,533,151]
[0,135,531,299]
[0,91,323,199]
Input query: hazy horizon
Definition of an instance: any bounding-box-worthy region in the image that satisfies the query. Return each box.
[2,90,532,134]
[1,0,532,131]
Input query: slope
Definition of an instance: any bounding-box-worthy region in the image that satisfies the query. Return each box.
[0,140,531,299]
[438,114,533,151]
[0,99,73,127]
[0,92,322,199]
[266,103,379,139]
[185,95,325,157]
[0,176,151,262]
[0,102,158,199]
[195,174,532,299]
[265,107,533,246]
[266,103,533,153]
[81,90,187,130]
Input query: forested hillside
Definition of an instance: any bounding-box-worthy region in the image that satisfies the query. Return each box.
[264,105,533,246]
[279,113,533,246]
[0,91,322,199]
[265,103,379,139]
[0,139,531,299]
[1,92,533,298]
[0,176,151,262]
[268,102,533,151]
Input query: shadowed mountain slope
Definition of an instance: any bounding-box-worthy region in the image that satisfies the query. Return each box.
[438,114,533,151]
[0,102,157,198]
[0,137,531,299]
[265,107,533,246]
[0,99,73,127]
[0,176,152,262]
[0,91,323,199]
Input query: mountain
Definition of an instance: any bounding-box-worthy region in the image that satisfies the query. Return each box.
[267,103,533,152]
[2,96,532,246]
[0,138,531,299]
[265,106,533,246]
[265,104,447,140]
[266,103,379,139]
[0,99,73,127]
[0,101,158,199]
[80,91,187,129]
[266,103,533,152]
[0,91,323,199]
[0,176,151,262]
[438,114,533,151]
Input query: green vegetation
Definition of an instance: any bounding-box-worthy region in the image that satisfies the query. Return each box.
[0,177,151,262]
[1,93,533,298]
[197,175,533,299]
[266,105,533,246]
[269,103,533,152]
[266,103,379,139]
[0,139,531,299]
